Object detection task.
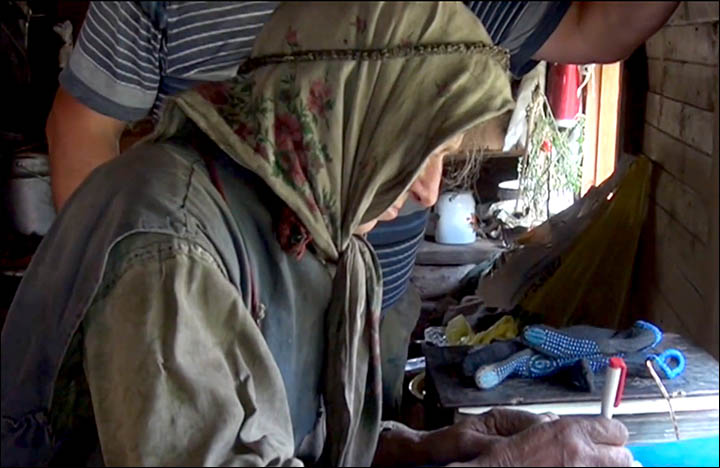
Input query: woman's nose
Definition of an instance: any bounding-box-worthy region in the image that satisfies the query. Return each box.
[410,155,444,208]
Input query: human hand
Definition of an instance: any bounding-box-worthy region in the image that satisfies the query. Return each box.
[420,408,557,466]
[372,409,551,467]
[446,408,558,461]
[467,415,635,467]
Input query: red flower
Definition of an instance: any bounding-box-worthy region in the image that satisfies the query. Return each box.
[234,122,253,141]
[274,112,308,184]
[195,82,229,106]
[278,152,307,186]
[541,140,552,153]
[308,79,332,117]
[274,113,303,153]
[286,27,299,46]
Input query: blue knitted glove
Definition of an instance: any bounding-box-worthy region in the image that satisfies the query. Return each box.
[473,321,685,390]
[474,349,610,389]
[522,320,662,358]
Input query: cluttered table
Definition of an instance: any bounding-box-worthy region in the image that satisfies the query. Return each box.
[418,332,719,466]
[408,156,719,466]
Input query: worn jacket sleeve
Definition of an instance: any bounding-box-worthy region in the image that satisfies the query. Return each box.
[82,235,302,466]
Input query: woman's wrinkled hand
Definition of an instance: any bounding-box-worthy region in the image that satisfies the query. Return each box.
[443,408,557,462]
[448,409,634,467]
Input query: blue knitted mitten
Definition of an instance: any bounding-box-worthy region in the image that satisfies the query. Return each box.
[522,320,662,358]
[473,321,684,390]
[474,349,610,389]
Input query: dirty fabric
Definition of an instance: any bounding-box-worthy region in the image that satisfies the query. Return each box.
[379,284,422,419]
[150,2,513,465]
[473,321,678,390]
[82,233,305,466]
[2,2,514,466]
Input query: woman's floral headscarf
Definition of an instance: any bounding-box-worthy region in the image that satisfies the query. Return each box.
[152,2,513,465]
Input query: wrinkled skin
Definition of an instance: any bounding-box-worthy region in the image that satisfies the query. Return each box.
[374,408,634,467]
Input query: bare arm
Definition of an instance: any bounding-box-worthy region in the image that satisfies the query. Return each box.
[534,1,680,64]
[46,87,127,209]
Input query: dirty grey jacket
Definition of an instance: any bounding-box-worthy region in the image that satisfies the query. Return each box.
[1,142,332,466]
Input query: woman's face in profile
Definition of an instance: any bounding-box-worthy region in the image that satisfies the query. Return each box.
[355,132,465,235]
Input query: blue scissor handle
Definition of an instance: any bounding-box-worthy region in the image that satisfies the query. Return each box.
[650,348,686,380]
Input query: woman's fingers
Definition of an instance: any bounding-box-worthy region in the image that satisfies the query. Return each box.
[575,416,630,446]
[483,416,635,466]
[474,407,557,436]
[594,445,636,467]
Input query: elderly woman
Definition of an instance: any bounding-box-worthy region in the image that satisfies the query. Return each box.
[1,2,633,467]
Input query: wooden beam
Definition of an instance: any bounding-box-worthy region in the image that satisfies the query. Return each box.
[415,239,504,266]
[581,65,601,195]
[596,62,623,186]
[707,77,719,359]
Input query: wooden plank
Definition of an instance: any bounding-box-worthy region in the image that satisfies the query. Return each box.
[596,62,622,185]
[645,30,665,60]
[581,65,601,195]
[648,94,715,155]
[459,408,720,445]
[646,24,719,65]
[646,59,717,111]
[667,2,689,25]
[636,278,693,337]
[641,123,713,197]
[644,92,662,127]
[656,95,684,138]
[649,202,709,301]
[635,207,708,343]
[457,395,719,417]
[633,202,698,337]
[679,102,716,155]
[649,163,710,242]
[669,1,719,25]
[687,2,720,22]
[647,58,664,95]
[708,89,719,360]
[415,239,504,266]
[662,62,717,111]
[411,264,477,299]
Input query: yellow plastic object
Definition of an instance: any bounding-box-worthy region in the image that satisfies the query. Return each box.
[445,314,520,346]
[446,314,474,345]
[468,315,519,346]
[520,157,652,328]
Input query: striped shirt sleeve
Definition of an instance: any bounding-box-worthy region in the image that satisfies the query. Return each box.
[59,2,161,121]
[464,1,572,77]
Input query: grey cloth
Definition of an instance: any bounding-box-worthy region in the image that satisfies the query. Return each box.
[1,143,334,465]
[379,284,422,420]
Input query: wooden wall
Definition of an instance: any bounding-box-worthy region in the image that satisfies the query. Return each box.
[629,2,719,358]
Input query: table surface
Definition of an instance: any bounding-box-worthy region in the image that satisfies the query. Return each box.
[426,333,719,409]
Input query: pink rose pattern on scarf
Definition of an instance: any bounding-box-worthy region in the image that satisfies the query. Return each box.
[194,25,339,230]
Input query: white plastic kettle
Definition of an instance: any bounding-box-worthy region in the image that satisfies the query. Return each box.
[435,190,477,244]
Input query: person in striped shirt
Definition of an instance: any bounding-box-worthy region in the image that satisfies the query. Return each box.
[45,0,679,419]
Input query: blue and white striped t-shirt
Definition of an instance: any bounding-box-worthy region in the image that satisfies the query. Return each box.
[60,1,570,310]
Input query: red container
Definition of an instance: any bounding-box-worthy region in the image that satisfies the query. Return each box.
[547,63,581,127]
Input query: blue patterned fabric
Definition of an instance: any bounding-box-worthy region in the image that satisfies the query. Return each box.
[473,320,685,390]
[475,349,611,390]
[522,321,662,358]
